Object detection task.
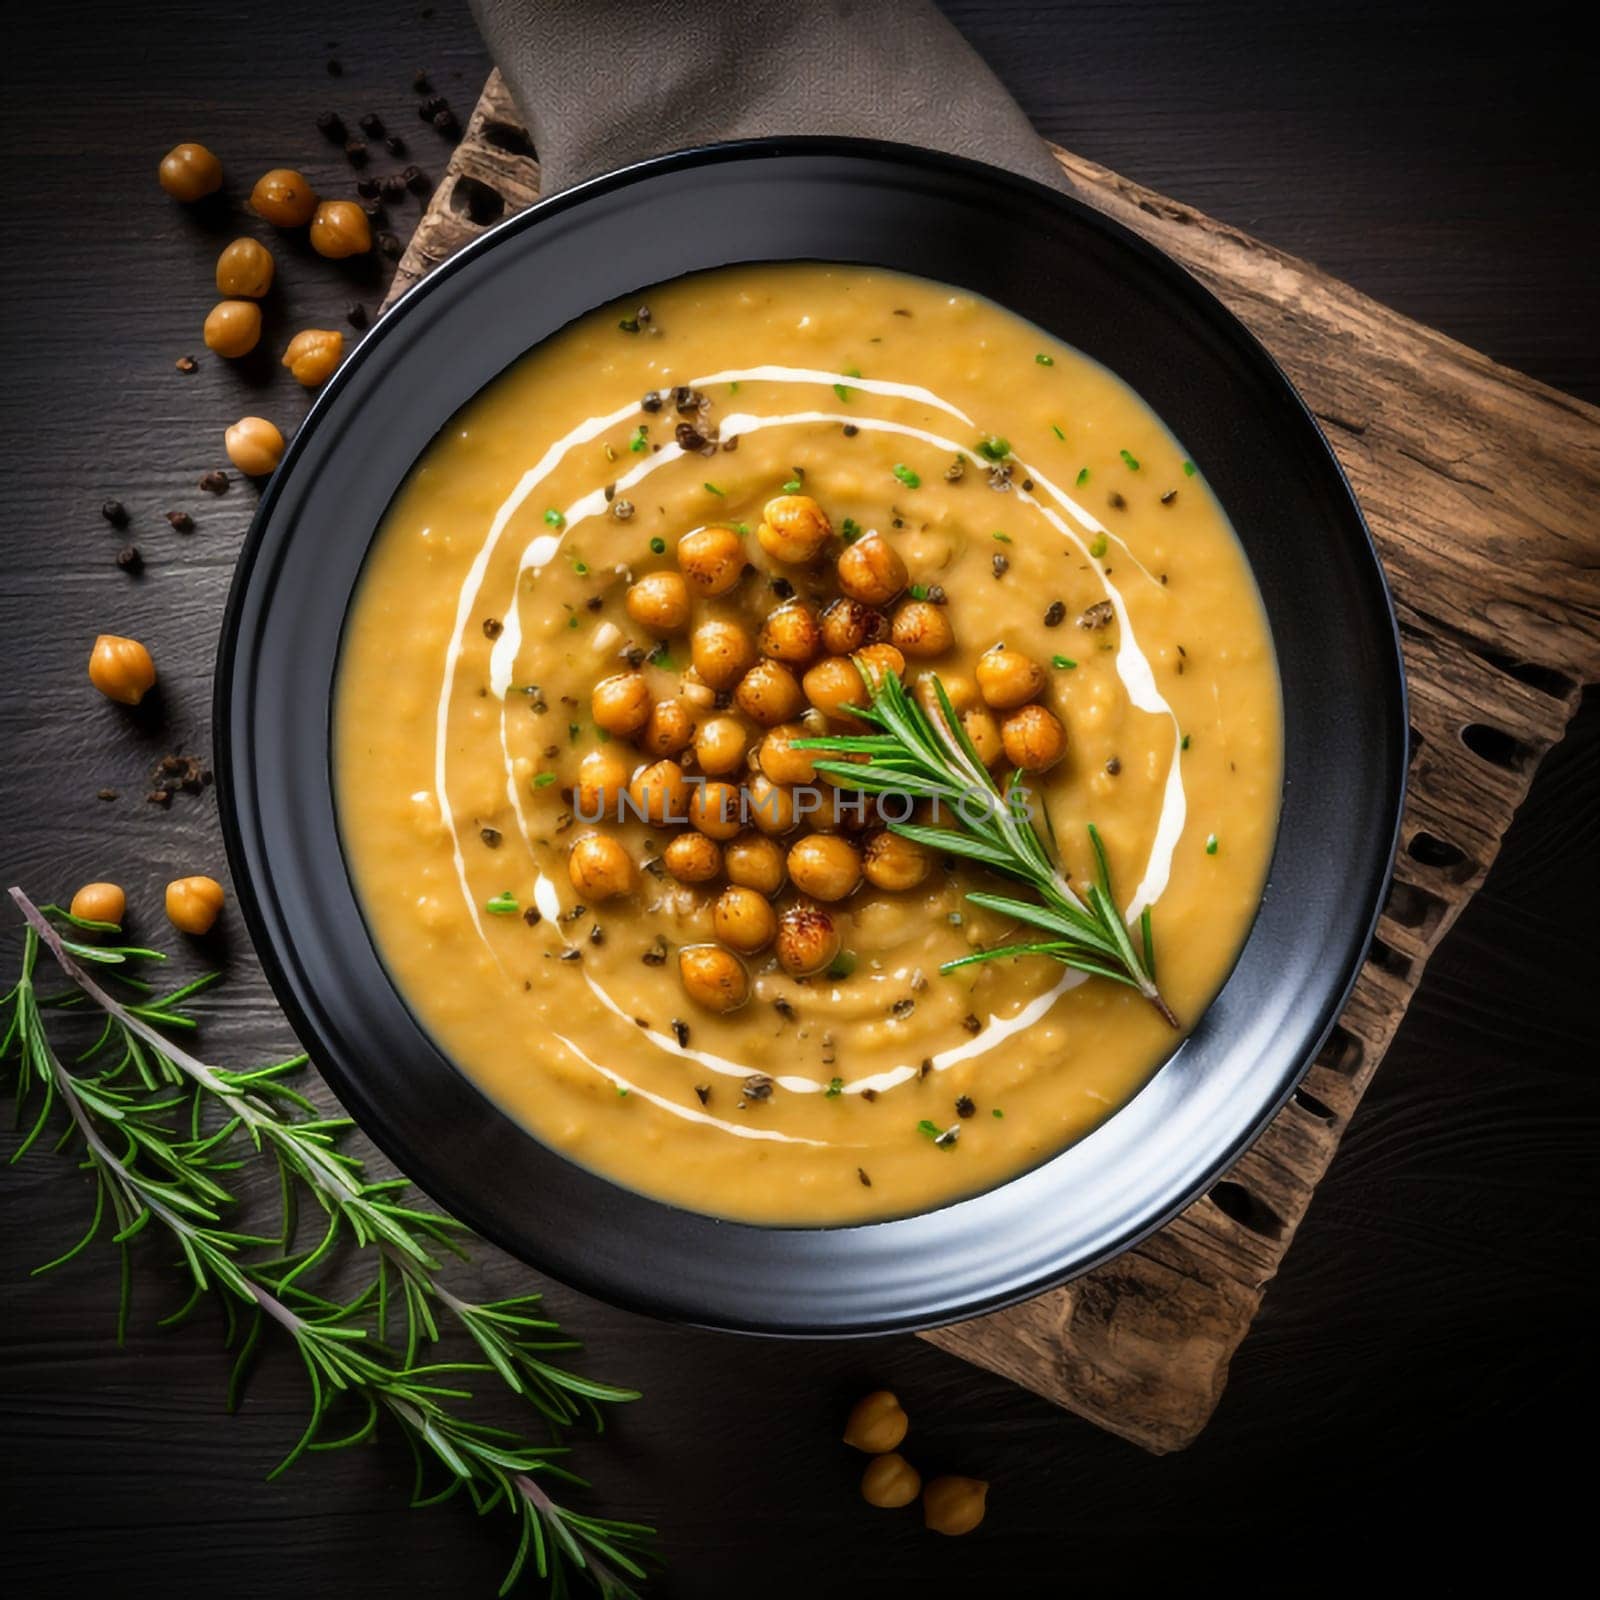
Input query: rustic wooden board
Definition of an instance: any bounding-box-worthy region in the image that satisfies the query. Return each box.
[385,72,1600,1455]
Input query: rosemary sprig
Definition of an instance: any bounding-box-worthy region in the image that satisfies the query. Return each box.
[3,887,653,1597]
[793,667,1177,1027]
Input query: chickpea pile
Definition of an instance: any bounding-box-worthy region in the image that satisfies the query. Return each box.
[842,1389,989,1534]
[567,494,959,1014]
[561,490,1073,1016]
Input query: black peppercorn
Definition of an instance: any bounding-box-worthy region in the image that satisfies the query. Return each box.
[345,139,369,166]
[174,355,198,374]
[115,545,142,573]
[346,302,369,329]
[378,231,401,259]
[326,58,343,77]
[316,110,346,142]
[402,164,428,193]
[640,390,663,412]
[385,135,406,156]
[100,499,128,527]
[381,173,406,202]
[1043,600,1066,627]
[358,112,384,136]
[412,69,432,93]
[166,510,194,532]
[356,175,380,198]
[199,470,228,494]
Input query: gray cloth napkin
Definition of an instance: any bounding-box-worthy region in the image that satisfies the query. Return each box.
[469,0,1069,195]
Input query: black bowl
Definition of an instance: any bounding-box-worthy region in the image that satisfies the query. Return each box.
[216,139,1406,1336]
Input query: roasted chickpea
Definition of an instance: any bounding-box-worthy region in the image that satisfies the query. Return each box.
[663,831,722,884]
[820,597,889,655]
[591,671,653,737]
[756,493,832,563]
[70,882,126,927]
[915,672,978,717]
[837,531,907,606]
[676,525,746,596]
[688,779,744,841]
[891,600,954,659]
[159,142,223,202]
[693,714,749,777]
[639,697,697,758]
[627,759,689,827]
[203,299,262,359]
[625,570,691,634]
[567,833,634,901]
[975,643,1046,709]
[88,634,157,706]
[574,747,629,819]
[746,774,798,836]
[165,875,224,935]
[843,1390,909,1454]
[757,722,817,786]
[735,659,806,727]
[861,1454,922,1510]
[713,886,778,954]
[775,902,841,976]
[788,833,862,902]
[225,415,285,476]
[922,1476,988,1537]
[862,830,933,892]
[215,237,275,297]
[678,943,749,1013]
[1001,704,1068,772]
[309,199,372,258]
[758,600,822,664]
[961,706,1004,765]
[803,655,869,726]
[282,328,344,387]
[250,167,318,226]
[724,832,787,896]
[855,643,905,688]
[691,619,758,690]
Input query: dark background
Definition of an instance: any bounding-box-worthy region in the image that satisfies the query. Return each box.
[2,2,1594,1594]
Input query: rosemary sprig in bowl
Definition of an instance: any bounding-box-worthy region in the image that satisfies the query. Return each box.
[793,665,1177,1027]
[2,887,654,1597]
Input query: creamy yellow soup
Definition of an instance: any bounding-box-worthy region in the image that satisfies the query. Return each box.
[336,264,1281,1224]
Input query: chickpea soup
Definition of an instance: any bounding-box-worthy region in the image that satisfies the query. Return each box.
[336,264,1281,1224]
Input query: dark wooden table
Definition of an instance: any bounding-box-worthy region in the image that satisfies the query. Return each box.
[4,3,1594,1594]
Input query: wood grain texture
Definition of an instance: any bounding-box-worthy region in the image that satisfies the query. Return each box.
[387,71,1600,1454]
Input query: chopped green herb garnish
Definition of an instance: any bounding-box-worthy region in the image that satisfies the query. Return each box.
[628,426,647,453]
[1089,534,1108,559]
[992,530,1012,544]
[782,478,802,494]
[1120,449,1141,471]
[892,463,921,488]
[485,891,519,915]
[992,1107,1004,1119]
[1205,833,1219,855]
[729,381,740,394]
[1181,734,1191,751]
[595,727,610,743]
[1051,424,1065,440]
[833,365,861,402]
[917,1119,942,1142]
[947,911,963,926]
[841,516,863,543]
[909,583,928,600]
[568,722,581,741]
[617,317,639,334]
[1182,459,1197,477]
[533,772,557,788]
[1076,467,1090,487]
[825,1077,844,1099]
[975,435,1011,462]
[573,560,589,575]
[651,650,676,671]
[544,508,565,529]
[649,536,666,554]
[1052,654,1077,670]
[733,522,750,536]
[566,615,579,630]
[616,1084,630,1097]
[1035,352,1054,366]
[703,482,724,497]
[827,949,858,979]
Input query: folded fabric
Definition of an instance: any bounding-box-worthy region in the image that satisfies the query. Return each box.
[470,0,1069,195]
